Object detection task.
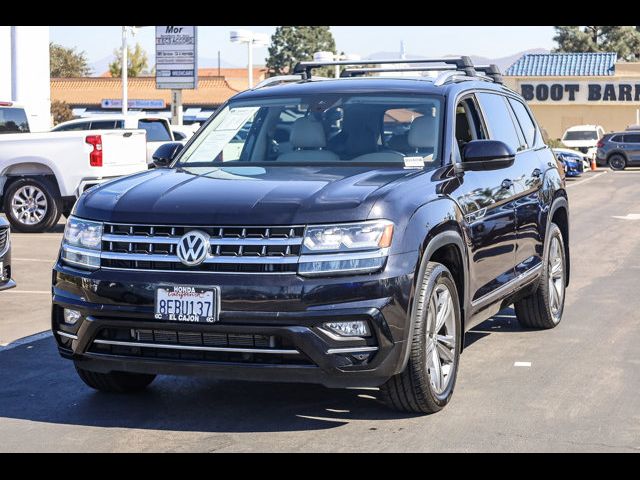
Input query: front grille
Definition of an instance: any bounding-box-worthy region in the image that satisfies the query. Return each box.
[0,228,8,254]
[100,223,304,273]
[88,327,314,366]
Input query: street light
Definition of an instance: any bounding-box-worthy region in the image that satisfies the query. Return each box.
[230,29,270,89]
[313,51,361,78]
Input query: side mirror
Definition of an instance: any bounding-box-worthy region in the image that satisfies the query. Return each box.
[461,140,515,171]
[152,142,184,168]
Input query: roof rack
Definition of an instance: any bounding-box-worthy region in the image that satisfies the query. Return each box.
[252,74,329,90]
[292,57,503,84]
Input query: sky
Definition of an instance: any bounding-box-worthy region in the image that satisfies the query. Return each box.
[50,26,556,71]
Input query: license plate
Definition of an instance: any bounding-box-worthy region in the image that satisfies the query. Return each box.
[154,286,219,323]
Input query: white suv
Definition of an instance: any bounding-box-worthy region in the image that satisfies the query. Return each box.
[561,124,605,160]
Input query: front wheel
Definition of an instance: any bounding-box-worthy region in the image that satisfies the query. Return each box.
[609,154,626,171]
[515,223,566,329]
[380,262,461,414]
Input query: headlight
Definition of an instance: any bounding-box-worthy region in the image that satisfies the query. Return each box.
[299,220,393,276]
[60,216,102,270]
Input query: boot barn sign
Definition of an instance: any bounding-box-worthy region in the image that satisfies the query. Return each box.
[515,81,640,104]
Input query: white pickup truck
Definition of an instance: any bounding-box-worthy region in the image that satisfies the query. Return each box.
[1,103,148,232]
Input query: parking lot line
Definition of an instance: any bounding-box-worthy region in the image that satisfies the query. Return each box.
[2,290,50,294]
[566,171,606,188]
[514,362,532,367]
[13,258,54,263]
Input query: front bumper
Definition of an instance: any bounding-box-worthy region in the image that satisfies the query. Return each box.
[0,243,15,291]
[52,251,418,388]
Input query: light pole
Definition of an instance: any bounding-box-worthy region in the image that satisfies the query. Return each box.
[121,26,138,115]
[230,29,270,89]
[313,51,361,78]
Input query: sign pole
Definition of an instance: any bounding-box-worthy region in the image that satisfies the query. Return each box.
[122,26,128,115]
[171,89,183,125]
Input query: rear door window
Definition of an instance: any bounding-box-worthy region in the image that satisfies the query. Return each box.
[0,108,30,133]
[624,133,640,143]
[138,119,172,141]
[476,92,522,152]
[90,120,117,130]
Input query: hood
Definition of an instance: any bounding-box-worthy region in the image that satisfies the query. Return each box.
[75,165,425,225]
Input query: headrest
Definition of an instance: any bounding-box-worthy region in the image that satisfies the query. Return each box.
[290,117,327,149]
[408,115,437,149]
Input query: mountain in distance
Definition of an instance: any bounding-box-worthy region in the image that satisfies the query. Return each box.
[365,48,549,73]
[89,56,241,76]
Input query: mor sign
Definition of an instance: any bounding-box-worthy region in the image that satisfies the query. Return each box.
[155,26,198,90]
[516,81,640,104]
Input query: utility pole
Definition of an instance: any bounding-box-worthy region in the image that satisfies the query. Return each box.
[121,26,128,115]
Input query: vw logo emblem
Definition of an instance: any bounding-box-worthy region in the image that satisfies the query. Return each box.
[176,230,210,266]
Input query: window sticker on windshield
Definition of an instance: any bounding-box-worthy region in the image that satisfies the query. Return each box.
[216,107,259,131]
[187,130,240,163]
[404,156,426,168]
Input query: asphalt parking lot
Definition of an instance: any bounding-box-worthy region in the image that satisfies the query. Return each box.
[1,168,640,452]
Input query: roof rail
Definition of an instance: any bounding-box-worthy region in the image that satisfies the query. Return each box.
[252,74,330,90]
[293,57,504,85]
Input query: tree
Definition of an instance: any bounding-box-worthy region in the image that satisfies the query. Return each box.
[50,100,74,125]
[553,26,640,61]
[109,43,150,77]
[49,42,91,77]
[266,26,336,76]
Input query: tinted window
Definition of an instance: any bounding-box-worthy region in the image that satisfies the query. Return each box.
[138,119,171,141]
[53,121,90,131]
[508,98,537,147]
[476,93,522,151]
[563,130,598,141]
[624,134,640,143]
[0,108,30,133]
[90,120,117,130]
[115,120,125,128]
[611,135,623,143]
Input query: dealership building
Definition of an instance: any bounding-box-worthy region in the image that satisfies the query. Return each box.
[505,52,640,139]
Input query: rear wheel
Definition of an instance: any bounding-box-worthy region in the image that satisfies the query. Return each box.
[609,154,626,171]
[380,262,461,414]
[75,364,156,393]
[3,177,62,233]
[515,223,566,329]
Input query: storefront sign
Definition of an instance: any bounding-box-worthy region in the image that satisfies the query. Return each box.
[155,26,198,90]
[101,99,165,109]
[516,81,640,104]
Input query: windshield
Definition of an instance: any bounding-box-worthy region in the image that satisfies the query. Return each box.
[177,94,443,168]
[563,130,598,141]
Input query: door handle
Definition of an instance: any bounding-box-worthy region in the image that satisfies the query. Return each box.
[532,168,541,178]
[501,179,513,190]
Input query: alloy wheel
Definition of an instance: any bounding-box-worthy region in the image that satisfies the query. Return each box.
[11,185,48,225]
[426,283,457,395]
[548,235,565,322]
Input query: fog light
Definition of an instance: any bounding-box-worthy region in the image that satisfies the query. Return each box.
[63,308,81,325]
[323,320,370,337]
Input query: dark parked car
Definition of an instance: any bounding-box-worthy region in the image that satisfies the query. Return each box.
[0,217,15,291]
[52,57,570,414]
[596,132,640,170]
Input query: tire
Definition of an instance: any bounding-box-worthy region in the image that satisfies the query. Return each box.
[75,364,156,393]
[515,223,566,329]
[380,262,462,414]
[2,177,62,233]
[608,154,626,171]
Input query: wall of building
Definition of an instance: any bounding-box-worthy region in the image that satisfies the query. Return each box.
[0,26,50,132]
[505,68,640,139]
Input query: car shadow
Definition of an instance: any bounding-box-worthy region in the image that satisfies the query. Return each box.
[463,307,526,349]
[0,337,420,434]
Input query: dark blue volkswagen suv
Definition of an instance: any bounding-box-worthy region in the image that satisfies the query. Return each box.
[52,58,570,413]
